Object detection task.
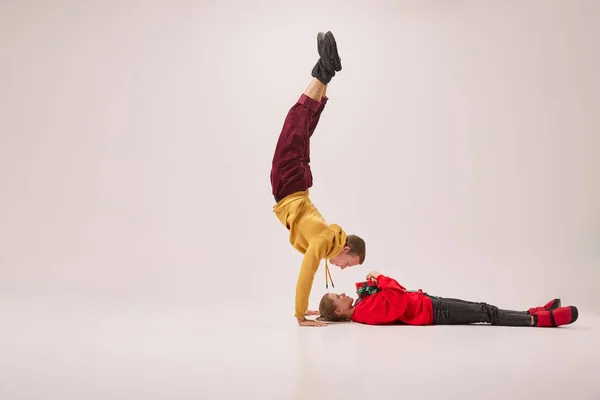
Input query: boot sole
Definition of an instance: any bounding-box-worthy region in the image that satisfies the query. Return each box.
[550,298,561,310]
[325,31,342,72]
[569,306,578,323]
[317,32,325,57]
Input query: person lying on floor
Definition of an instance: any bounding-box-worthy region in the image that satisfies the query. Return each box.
[316,271,578,328]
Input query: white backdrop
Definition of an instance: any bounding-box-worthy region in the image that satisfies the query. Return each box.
[1,0,599,321]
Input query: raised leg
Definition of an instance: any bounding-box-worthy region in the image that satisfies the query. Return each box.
[270,32,341,202]
[307,83,329,138]
[270,89,323,202]
[303,78,326,102]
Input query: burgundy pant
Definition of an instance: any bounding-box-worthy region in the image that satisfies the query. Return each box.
[270,93,328,202]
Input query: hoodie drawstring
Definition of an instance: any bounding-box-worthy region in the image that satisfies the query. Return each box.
[325,260,335,289]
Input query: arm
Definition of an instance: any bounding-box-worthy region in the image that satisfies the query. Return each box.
[352,289,409,325]
[376,275,407,291]
[351,273,409,325]
[366,271,407,291]
[295,237,330,323]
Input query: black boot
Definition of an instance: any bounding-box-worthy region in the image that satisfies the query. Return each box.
[312,31,342,84]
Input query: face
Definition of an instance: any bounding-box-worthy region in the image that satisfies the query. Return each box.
[329,247,361,270]
[327,292,354,315]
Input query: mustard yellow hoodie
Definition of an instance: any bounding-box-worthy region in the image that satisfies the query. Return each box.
[273,190,347,320]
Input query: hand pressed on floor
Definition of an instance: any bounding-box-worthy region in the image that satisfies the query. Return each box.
[297,317,327,327]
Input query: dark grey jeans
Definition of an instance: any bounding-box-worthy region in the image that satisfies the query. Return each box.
[429,296,532,326]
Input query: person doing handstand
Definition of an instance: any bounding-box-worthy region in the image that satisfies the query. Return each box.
[271,31,366,327]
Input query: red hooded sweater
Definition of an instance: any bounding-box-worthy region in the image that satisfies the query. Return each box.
[351,275,434,325]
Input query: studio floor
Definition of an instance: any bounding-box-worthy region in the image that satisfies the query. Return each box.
[1,305,599,400]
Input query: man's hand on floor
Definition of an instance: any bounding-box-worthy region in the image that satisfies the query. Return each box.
[297,317,327,327]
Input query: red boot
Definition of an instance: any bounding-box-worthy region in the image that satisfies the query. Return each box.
[534,306,578,327]
[528,298,561,315]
